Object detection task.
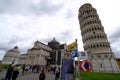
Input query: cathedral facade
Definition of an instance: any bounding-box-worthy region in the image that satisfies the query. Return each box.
[2,38,68,66]
[19,40,52,66]
[78,3,119,73]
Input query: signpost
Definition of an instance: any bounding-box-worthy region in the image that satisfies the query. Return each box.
[68,39,80,80]
[65,39,92,80]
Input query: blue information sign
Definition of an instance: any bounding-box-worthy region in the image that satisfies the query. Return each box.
[71,49,77,58]
[61,59,74,80]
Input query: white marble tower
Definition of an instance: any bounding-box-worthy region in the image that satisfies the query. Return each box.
[78,3,119,73]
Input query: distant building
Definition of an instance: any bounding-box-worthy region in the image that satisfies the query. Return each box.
[18,54,28,65]
[19,40,52,66]
[116,58,120,68]
[48,38,68,65]
[2,38,68,66]
[48,38,61,65]
[60,44,70,58]
[2,46,20,64]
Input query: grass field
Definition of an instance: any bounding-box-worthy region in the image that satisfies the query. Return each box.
[74,71,120,80]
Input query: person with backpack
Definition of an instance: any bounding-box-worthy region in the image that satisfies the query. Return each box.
[39,70,46,80]
[12,67,19,80]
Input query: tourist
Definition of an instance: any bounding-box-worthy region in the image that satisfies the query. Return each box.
[5,64,14,80]
[12,67,19,80]
[55,67,60,80]
[22,64,25,74]
[39,70,46,80]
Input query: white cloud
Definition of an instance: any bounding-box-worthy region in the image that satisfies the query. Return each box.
[0,0,120,60]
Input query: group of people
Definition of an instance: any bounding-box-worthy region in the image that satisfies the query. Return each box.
[4,64,60,80]
[5,64,19,80]
[22,64,46,74]
[22,64,46,80]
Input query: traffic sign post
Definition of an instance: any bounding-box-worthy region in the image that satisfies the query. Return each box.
[80,60,92,72]
[70,39,81,80]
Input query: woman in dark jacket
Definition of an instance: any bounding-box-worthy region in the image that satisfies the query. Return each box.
[39,70,46,80]
[12,68,19,80]
[5,65,14,80]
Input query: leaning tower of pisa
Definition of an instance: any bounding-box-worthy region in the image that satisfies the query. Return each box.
[78,3,119,73]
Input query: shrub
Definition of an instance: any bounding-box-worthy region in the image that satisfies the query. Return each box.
[1,64,10,69]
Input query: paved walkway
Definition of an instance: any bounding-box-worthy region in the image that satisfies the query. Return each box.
[0,70,57,80]
[17,71,55,80]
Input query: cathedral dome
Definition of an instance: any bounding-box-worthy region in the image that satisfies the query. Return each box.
[2,46,21,64]
[5,46,20,57]
[48,38,60,50]
[48,38,60,44]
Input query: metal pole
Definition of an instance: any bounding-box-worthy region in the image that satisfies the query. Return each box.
[76,39,81,80]
[55,50,58,80]
[77,57,81,80]
[56,50,58,66]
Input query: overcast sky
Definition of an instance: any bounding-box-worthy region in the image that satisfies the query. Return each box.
[0,0,120,60]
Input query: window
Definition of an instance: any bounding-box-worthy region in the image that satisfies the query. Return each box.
[100,63,102,68]
[87,11,89,14]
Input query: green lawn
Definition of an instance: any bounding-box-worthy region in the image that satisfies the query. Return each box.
[74,71,120,80]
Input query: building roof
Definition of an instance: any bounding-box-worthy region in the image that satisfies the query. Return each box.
[48,38,60,44]
[4,46,20,58]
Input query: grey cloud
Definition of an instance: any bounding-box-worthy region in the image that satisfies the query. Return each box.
[0,32,53,54]
[0,42,28,54]
[0,42,14,51]
[8,36,23,45]
[30,0,64,15]
[40,37,53,44]
[111,46,120,58]
[0,0,30,14]
[108,27,120,57]
[20,44,33,53]
[35,30,73,45]
[0,0,63,15]
[108,27,120,43]
[0,35,22,51]
[56,30,73,42]
[0,30,73,55]
[0,35,30,52]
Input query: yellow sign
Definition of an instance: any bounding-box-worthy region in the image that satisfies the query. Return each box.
[67,41,77,51]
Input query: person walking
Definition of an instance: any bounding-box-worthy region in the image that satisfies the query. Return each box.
[5,64,14,80]
[39,70,46,80]
[55,67,60,80]
[22,64,25,74]
[12,67,19,80]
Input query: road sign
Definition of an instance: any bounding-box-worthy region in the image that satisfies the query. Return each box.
[61,59,74,80]
[80,60,92,72]
[70,49,77,58]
